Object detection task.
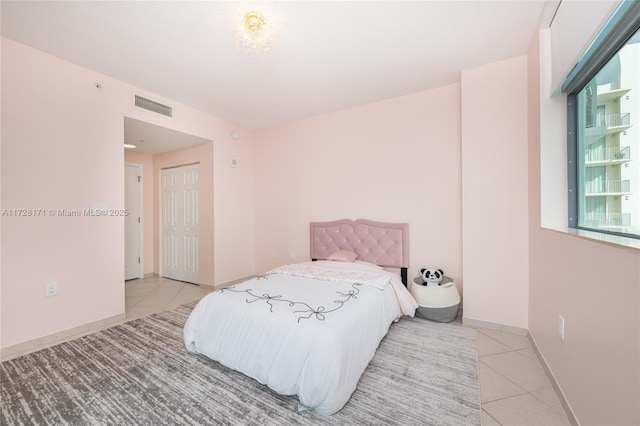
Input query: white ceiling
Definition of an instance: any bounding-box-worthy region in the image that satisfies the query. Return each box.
[124,117,212,155]
[1,1,546,132]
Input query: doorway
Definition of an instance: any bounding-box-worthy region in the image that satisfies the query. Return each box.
[161,163,200,284]
[123,116,212,292]
[124,162,143,280]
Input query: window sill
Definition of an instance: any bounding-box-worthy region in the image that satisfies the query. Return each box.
[543,226,640,252]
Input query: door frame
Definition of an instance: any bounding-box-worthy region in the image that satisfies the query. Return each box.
[125,162,144,280]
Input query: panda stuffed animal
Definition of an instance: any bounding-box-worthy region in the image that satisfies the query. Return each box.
[420,268,444,286]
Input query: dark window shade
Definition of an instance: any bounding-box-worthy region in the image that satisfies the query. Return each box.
[561,1,640,94]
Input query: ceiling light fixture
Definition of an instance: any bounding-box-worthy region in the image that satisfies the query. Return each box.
[124,143,137,149]
[228,7,280,58]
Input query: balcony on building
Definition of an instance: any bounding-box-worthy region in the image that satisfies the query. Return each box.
[598,112,632,135]
[583,212,632,228]
[584,146,631,166]
[583,112,631,144]
[596,87,630,103]
[585,179,631,196]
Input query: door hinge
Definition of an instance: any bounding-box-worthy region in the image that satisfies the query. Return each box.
[138,217,140,223]
[137,176,141,183]
[138,257,140,263]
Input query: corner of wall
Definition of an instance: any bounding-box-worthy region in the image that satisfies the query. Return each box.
[461,56,530,329]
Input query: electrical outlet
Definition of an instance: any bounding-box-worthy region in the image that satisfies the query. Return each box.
[558,315,565,340]
[271,248,277,258]
[290,251,296,260]
[45,282,58,297]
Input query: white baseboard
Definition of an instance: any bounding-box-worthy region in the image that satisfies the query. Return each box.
[528,333,579,426]
[213,275,256,290]
[1,313,126,362]
[462,316,528,336]
[1,275,253,362]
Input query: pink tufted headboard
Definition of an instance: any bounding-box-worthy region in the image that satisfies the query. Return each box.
[310,219,409,284]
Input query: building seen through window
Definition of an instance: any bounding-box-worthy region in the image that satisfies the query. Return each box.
[576,28,640,237]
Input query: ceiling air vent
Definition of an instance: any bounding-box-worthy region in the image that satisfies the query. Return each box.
[134,95,173,118]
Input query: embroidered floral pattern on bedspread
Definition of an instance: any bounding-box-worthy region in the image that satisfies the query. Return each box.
[219,284,361,322]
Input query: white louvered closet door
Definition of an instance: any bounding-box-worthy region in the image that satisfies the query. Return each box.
[161,164,200,284]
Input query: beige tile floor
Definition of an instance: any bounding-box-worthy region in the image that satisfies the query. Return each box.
[474,328,571,425]
[127,277,571,426]
[125,275,216,320]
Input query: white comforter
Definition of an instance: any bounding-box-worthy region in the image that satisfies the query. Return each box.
[183,260,417,415]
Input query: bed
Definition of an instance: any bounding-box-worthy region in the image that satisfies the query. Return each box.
[183,219,418,416]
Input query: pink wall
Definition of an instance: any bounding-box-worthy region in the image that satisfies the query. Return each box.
[461,56,530,329]
[1,33,4,347]
[124,151,154,275]
[1,38,125,347]
[1,38,256,349]
[212,128,257,285]
[528,31,640,425]
[254,84,463,288]
[154,143,214,285]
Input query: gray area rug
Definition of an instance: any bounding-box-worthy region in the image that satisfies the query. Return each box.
[1,303,481,425]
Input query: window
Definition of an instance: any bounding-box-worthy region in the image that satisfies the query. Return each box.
[565,2,640,239]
